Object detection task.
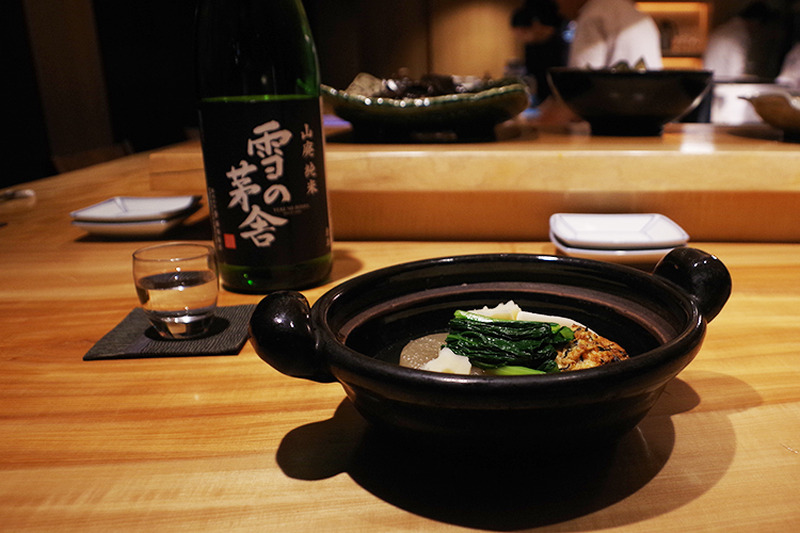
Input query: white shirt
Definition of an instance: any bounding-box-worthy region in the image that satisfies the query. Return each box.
[568,0,663,69]
[778,43,800,89]
[703,17,750,80]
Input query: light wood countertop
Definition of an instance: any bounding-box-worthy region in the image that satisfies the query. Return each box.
[1,138,799,532]
[150,122,800,242]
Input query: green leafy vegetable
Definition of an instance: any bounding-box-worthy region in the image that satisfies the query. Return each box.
[484,365,546,376]
[444,311,573,372]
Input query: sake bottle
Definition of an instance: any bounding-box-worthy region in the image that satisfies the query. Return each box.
[195,0,332,293]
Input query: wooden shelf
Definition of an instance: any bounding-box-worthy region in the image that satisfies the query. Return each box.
[637,2,710,68]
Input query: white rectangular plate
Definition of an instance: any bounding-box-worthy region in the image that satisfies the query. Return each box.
[550,231,683,264]
[70,195,201,223]
[72,217,187,238]
[549,213,689,250]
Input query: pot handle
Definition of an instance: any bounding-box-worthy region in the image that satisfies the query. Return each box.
[248,291,336,383]
[653,247,732,322]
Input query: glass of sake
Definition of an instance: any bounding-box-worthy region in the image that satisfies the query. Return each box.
[132,242,219,339]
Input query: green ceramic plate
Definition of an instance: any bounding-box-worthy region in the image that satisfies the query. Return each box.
[322,74,530,141]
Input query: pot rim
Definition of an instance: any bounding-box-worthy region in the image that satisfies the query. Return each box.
[312,253,705,392]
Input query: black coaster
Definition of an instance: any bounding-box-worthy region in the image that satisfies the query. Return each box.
[83,304,256,361]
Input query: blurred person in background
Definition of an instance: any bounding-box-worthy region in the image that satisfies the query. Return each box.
[510,0,569,106]
[704,2,783,124]
[777,44,800,87]
[777,1,800,89]
[703,1,782,81]
[530,0,661,124]
[555,0,662,69]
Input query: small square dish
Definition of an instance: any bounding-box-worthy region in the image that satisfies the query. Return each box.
[70,195,201,223]
[550,230,683,264]
[72,217,189,238]
[549,213,689,250]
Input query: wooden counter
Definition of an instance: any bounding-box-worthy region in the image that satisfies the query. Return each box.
[149,122,800,242]
[1,142,799,531]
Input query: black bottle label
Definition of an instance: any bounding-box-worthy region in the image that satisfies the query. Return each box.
[199,97,331,267]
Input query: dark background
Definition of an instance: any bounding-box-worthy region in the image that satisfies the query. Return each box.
[92,0,198,153]
[4,0,333,189]
[4,0,54,186]
[5,0,199,189]
[6,0,796,190]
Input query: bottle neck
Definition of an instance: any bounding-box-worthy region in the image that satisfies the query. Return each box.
[194,0,320,99]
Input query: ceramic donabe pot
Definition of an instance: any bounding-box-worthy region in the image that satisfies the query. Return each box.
[249,249,731,446]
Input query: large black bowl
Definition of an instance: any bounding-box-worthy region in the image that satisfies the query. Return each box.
[547,68,712,136]
[249,248,730,447]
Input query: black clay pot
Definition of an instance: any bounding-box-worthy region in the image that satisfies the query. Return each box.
[249,248,731,446]
[547,68,713,136]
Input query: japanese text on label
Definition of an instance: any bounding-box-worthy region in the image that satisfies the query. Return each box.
[223,120,320,248]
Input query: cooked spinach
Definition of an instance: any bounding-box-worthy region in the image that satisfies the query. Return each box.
[444,311,573,371]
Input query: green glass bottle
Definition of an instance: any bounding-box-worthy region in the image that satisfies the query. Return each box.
[195,0,332,293]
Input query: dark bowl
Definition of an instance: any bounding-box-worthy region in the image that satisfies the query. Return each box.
[249,248,730,448]
[547,68,712,136]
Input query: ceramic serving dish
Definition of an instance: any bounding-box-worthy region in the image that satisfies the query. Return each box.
[321,74,530,142]
[547,68,712,136]
[741,90,800,140]
[70,195,201,223]
[70,195,202,238]
[549,213,689,250]
[548,213,690,264]
[549,233,684,264]
[249,249,731,447]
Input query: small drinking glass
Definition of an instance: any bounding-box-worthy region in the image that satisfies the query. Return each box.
[132,242,219,339]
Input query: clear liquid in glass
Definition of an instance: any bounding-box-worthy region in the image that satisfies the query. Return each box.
[135,270,218,338]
